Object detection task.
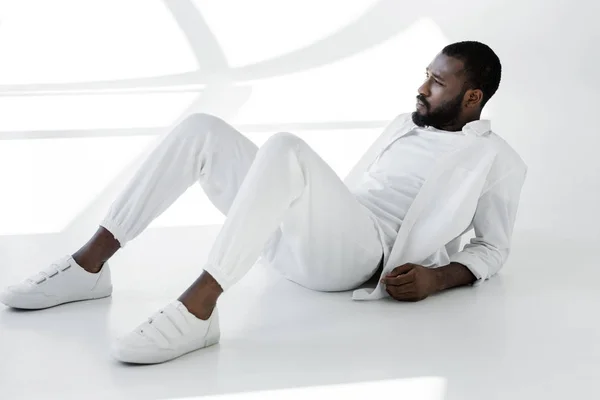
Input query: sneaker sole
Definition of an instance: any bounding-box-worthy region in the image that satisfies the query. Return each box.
[0,286,113,310]
[113,334,221,365]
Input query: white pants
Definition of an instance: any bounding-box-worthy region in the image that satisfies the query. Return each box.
[101,114,383,292]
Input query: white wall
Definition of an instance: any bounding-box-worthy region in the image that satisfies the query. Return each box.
[435,0,600,241]
[0,0,598,269]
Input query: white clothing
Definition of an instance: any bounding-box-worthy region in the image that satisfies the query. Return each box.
[345,114,527,300]
[102,114,383,292]
[352,126,466,260]
[100,112,527,301]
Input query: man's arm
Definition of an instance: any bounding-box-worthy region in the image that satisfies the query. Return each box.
[382,262,475,302]
[448,167,527,283]
[383,167,527,302]
[434,262,476,291]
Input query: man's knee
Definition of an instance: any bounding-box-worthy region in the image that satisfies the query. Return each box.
[186,112,223,127]
[260,132,308,157]
[169,113,223,140]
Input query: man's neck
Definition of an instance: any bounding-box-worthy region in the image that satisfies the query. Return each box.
[437,114,481,132]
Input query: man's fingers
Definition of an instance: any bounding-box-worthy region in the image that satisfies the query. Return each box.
[392,284,415,295]
[387,287,417,301]
[387,263,417,277]
[382,269,415,286]
[386,282,415,296]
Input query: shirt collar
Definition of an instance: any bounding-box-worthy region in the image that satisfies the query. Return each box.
[462,119,491,136]
[407,118,492,137]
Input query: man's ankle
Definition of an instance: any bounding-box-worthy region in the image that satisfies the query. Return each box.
[177,271,223,320]
[72,254,103,274]
[181,300,215,321]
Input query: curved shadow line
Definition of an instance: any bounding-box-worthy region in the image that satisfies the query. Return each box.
[229,0,420,80]
[5,0,416,235]
[0,0,413,93]
[162,0,229,72]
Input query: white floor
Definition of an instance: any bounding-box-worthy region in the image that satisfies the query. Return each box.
[1,226,598,400]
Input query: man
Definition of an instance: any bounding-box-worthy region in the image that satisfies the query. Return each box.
[1,41,527,364]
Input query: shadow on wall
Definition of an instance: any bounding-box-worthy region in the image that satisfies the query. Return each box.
[0,0,449,240]
[1,0,598,245]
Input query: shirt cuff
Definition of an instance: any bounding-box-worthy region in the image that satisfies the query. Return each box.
[449,252,488,287]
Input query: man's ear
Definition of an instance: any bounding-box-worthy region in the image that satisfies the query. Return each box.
[465,89,483,108]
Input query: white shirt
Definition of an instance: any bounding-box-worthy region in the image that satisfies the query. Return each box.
[342,114,527,300]
[352,127,466,259]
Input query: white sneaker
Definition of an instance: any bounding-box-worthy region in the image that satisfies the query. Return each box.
[0,255,112,310]
[112,301,220,364]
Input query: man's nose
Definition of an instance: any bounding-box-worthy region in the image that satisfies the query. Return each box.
[418,80,431,98]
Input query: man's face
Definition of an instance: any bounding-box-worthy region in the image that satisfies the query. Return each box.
[412,53,468,129]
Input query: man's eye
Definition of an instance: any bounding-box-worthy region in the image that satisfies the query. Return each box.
[425,73,442,85]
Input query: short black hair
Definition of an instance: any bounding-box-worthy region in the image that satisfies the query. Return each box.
[442,41,501,108]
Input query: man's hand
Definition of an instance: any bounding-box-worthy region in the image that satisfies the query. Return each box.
[382,262,477,302]
[381,263,438,302]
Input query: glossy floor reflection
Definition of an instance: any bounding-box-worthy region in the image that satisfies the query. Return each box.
[0,226,598,400]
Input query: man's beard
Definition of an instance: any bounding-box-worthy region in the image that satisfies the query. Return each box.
[411,91,465,129]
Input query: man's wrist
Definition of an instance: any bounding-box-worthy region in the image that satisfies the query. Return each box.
[433,262,477,293]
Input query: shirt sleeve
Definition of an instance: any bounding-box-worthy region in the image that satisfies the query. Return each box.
[450,167,527,284]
